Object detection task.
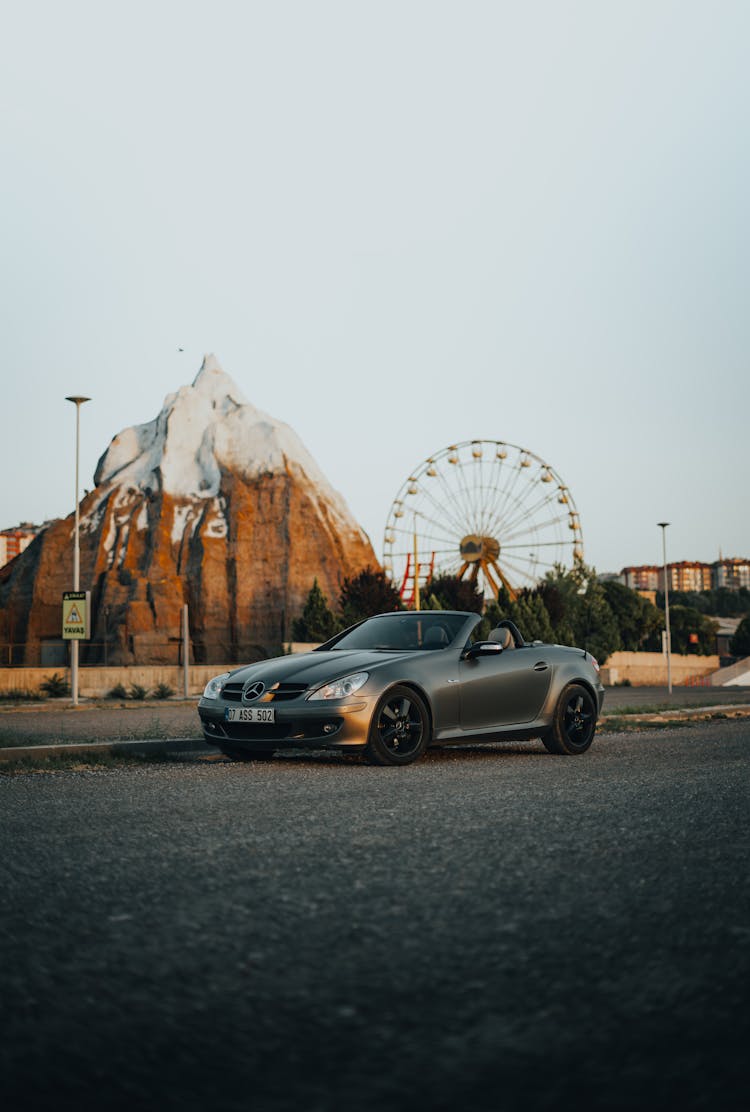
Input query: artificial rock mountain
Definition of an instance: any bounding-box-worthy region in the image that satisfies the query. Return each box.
[0,357,378,664]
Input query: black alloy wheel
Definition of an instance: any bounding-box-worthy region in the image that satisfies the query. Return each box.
[365,685,430,766]
[541,683,597,755]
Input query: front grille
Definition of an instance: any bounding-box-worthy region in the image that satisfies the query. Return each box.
[220,681,309,704]
[270,683,309,701]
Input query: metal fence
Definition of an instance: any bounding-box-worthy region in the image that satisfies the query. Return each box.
[0,639,277,668]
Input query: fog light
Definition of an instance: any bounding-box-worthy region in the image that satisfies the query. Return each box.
[323,723,336,734]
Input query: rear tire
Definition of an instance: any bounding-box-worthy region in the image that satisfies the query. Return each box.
[365,686,430,766]
[541,683,597,755]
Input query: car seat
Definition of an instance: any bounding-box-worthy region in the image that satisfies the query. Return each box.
[487,626,514,649]
[423,625,450,648]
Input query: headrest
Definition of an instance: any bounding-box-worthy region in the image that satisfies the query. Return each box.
[424,625,449,647]
[487,626,513,649]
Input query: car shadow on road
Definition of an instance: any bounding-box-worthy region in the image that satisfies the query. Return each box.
[188,740,549,768]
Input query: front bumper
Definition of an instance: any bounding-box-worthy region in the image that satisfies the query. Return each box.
[197,696,374,751]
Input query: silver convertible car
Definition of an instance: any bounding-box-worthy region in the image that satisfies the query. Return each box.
[198,610,605,766]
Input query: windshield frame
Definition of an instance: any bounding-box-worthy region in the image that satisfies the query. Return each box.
[315,611,481,653]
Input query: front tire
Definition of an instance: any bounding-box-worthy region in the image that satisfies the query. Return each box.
[365,686,430,766]
[542,683,597,755]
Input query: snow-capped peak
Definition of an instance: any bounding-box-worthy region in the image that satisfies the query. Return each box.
[191,354,248,409]
[92,357,354,526]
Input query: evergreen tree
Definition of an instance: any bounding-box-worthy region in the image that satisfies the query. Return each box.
[421,573,484,614]
[291,579,340,642]
[516,592,555,643]
[538,564,619,663]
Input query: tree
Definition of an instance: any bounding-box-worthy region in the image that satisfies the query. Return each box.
[602,580,663,651]
[421,573,484,614]
[657,587,750,619]
[538,564,619,664]
[666,606,718,655]
[729,616,750,656]
[515,592,555,643]
[339,567,403,627]
[291,579,340,642]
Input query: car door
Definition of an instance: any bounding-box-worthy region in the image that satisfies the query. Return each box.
[458,646,552,731]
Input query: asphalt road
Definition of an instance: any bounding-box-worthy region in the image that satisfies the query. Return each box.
[2,721,748,1112]
[1,685,749,748]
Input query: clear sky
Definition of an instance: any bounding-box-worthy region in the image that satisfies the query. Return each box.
[2,0,748,576]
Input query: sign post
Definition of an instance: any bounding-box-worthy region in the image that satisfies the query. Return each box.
[65,394,91,705]
[63,591,90,701]
[62,592,90,640]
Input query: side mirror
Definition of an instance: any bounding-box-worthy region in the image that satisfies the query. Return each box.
[463,641,503,660]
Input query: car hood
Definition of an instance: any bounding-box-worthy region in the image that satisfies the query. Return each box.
[226,649,419,689]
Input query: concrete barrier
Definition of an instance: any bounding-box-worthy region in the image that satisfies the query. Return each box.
[600,651,720,687]
[0,643,318,698]
[0,664,238,699]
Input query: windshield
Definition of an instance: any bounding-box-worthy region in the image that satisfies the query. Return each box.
[327,613,470,651]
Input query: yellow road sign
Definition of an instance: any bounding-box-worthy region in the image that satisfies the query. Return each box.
[62,591,90,640]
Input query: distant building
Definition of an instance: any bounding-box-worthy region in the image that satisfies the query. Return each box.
[662,561,713,593]
[620,565,660,592]
[621,560,750,594]
[713,558,750,591]
[0,524,39,569]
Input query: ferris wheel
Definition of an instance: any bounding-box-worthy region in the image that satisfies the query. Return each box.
[383,440,583,604]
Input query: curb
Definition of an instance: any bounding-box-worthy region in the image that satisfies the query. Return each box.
[0,738,216,763]
[602,702,750,720]
[3,704,750,762]
[600,704,750,729]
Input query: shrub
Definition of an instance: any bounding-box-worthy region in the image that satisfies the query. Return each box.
[0,689,41,702]
[152,683,175,700]
[40,673,71,698]
[107,683,128,700]
[129,683,149,701]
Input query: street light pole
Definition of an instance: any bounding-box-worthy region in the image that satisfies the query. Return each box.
[658,522,672,695]
[66,395,91,705]
[413,513,420,611]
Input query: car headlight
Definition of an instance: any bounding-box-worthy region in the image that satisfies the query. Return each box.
[202,672,231,699]
[307,671,369,701]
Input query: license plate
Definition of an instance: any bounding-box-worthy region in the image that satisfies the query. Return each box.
[225,707,276,723]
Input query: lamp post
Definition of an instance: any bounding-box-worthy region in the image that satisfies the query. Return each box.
[413,513,420,611]
[66,395,91,705]
[658,522,672,694]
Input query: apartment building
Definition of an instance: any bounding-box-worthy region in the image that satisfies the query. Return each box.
[714,558,750,590]
[620,565,660,592]
[663,561,713,592]
[621,558,750,593]
[0,525,39,569]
